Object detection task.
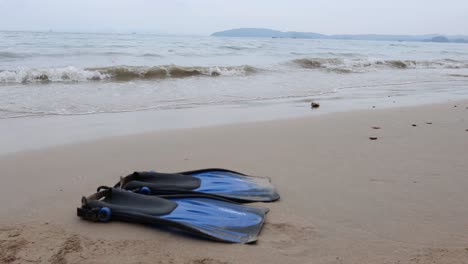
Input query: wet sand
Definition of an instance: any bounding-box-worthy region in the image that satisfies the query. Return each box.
[1,100,468,263]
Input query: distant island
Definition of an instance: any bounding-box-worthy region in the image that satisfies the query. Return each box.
[212,28,468,43]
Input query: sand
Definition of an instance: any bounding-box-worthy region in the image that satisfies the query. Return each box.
[1,100,468,264]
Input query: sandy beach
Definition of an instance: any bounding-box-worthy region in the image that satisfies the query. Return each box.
[0,100,467,263]
[2,2,468,263]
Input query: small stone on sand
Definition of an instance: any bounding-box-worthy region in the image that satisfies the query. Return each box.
[311,102,320,109]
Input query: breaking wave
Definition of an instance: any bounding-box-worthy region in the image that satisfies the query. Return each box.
[90,65,257,81]
[1,58,467,84]
[292,58,468,73]
[0,67,107,83]
[0,65,258,83]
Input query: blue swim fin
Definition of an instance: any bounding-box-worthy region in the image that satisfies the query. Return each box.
[117,168,280,203]
[78,187,268,243]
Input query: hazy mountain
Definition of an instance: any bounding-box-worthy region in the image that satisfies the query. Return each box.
[428,36,450,43]
[212,28,468,43]
[211,28,325,38]
[211,28,287,38]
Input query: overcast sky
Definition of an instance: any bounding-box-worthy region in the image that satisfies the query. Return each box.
[0,0,467,35]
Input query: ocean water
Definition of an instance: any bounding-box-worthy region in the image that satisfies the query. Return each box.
[1,30,468,120]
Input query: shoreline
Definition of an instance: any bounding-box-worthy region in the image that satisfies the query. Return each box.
[1,100,468,263]
[2,95,467,156]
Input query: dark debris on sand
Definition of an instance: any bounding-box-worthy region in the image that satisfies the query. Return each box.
[310,102,320,109]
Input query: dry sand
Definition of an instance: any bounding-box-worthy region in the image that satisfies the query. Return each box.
[1,100,468,263]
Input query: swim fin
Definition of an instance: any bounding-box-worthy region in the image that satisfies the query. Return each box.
[116,168,280,203]
[77,187,268,243]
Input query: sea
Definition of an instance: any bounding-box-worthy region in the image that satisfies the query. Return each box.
[1,31,468,153]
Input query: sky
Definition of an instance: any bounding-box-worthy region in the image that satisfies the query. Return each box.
[0,0,467,35]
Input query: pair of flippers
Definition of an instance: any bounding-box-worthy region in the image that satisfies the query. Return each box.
[78,169,280,243]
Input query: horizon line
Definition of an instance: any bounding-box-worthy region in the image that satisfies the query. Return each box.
[1,28,468,37]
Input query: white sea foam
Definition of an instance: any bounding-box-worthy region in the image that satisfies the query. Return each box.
[1,58,467,84]
[0,65,258,83]
[0,66,108,83]
[291,58,468,73]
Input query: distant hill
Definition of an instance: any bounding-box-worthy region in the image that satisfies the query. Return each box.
[427,36,450,43]
[211,28,325,39]
[212,28,468,43]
